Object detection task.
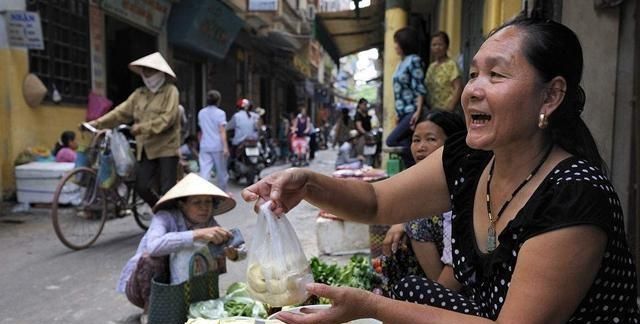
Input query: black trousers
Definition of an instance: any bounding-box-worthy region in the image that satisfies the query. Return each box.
[135,150,178,207]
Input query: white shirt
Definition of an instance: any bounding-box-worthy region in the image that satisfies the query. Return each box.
[227,110,259,145]
[198,105,227,152]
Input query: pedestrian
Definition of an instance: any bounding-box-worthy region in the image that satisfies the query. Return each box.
[243,14,639,323]
[278,113,291,162]
[117,173,245,324]
[291,106,311,166]
[425,31,463,113]
[354,98,372,156]
[332,107,353,149]
[52,130,78,162]
[198,90,230,193]
[385,27,428,168]
[89,52,181,207]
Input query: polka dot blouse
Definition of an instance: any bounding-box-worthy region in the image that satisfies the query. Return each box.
[392,133,640,322]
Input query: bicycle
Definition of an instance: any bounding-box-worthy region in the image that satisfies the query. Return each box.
[50,123,153,250]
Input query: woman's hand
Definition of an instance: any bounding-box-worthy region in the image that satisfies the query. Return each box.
[382,224,406,256]
[193,226,231,244]
[409,110,420,130]
[241,168,310,215]
[275,284,376,324]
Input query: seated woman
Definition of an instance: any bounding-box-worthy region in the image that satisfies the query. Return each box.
[335,130,363,170]
[380,110,465,295]
[52,130,78,162]
[116,173,245,323]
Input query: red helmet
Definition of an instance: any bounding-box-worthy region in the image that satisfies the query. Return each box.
[236,98,251,110]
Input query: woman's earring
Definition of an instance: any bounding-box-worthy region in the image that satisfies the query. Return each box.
[538,113,548,129]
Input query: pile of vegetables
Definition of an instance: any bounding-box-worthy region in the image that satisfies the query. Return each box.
[310,254,376,302]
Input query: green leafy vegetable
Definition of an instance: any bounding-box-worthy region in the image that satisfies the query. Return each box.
[310,255,375,293]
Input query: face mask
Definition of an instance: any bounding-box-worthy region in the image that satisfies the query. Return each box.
[142,71,166,93]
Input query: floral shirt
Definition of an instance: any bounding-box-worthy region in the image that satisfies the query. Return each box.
[393,54,427,117]
[425,57,461,111]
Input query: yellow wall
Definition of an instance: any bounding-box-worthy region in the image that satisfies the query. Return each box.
[438,0,462,60]
[483,0,522,36]
[0,48,86,197]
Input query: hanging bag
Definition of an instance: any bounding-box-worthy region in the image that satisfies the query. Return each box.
[110,130,136,178]
[97,150,117,189]
[148,251,220,324]
[246,201,314,307]
[86,91,112,121]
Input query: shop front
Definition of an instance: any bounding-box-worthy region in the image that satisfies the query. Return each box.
[167,0,243,128]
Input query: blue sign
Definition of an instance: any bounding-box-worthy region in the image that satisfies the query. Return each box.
[168,0,243,59]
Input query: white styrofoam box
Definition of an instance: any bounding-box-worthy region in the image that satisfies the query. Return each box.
[316,216,370,255]
[15,162,75,204]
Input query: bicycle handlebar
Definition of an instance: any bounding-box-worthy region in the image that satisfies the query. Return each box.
[81,122,99,133]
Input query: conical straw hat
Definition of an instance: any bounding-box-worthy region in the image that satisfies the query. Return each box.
[128,52,177,80]
[22,73,47,108]
[153,173,235,214]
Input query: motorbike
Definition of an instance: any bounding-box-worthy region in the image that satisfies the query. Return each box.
[229,139,265,184]
[363,127,383,167]
[258,125,278,167]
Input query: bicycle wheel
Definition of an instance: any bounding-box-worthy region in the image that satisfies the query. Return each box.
[51,167,107,250]
[131,189,153,230]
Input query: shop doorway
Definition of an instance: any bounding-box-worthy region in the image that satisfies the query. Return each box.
[105,16,157,106]
[173,57,203,139]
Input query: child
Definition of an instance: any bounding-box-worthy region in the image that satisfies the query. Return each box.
[52,130,78,162]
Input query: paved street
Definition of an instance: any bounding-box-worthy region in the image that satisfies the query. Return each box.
[0,148,341,323]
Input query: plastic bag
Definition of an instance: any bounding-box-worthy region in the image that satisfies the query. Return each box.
[97,151,116,189]
[170,242,217,285]
[188,282,267,319]
[246,202,314,307]
[110,130,136,177]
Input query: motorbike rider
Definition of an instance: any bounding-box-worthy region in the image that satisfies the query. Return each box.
[89,52,180,207]
[227,98,260,158]
[291,106,312,166]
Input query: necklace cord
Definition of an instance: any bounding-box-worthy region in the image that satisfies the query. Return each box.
[486,145,554,223]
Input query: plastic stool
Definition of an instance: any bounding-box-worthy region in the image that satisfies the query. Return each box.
[382,146,405,176]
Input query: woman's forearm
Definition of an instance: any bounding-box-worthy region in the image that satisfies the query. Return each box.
[416,95,425,113]
[371,294,494,324]
[304,171,379,224]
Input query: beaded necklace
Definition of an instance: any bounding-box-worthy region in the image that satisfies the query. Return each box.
[485,146,553,252]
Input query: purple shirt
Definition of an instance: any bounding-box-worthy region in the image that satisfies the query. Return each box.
[55,148,77,162]
[116,209,216,293]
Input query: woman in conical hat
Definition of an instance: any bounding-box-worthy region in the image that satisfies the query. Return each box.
[116,173,244,322]
[88,52,182,210]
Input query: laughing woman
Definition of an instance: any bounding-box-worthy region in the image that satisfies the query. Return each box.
[243,14,639,323]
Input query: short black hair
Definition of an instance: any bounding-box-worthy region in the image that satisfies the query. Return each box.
[417,110,465,138]
[432,31,450,48]
[206,90,221,105]
[393,27,419,55]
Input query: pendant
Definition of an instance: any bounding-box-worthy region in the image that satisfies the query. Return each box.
[487,223,497,252]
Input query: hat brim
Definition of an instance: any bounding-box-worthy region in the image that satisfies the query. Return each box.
[128,52,177,81]
[152,173,235,214]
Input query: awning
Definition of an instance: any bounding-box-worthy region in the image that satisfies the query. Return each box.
[315,1,384,64]
[167,0,243,59]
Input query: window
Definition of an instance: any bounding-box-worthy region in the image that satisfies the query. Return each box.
[27,0,90,104]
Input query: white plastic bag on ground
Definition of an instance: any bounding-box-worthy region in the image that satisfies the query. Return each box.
[246,201,314,307]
